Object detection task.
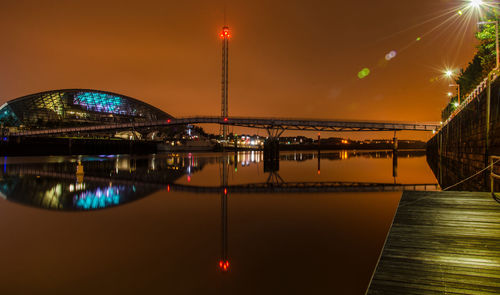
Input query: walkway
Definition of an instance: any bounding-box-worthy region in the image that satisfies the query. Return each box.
[10,116,440,136]
[367,191,500,294]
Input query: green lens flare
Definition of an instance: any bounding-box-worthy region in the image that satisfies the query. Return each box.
[357,68,371,79]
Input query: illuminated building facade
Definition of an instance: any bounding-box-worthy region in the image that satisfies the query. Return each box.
[0,89,172,129]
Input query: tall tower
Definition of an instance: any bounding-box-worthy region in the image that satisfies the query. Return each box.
[220,26,230,139]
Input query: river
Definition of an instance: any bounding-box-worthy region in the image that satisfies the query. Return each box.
[0,150,437,294]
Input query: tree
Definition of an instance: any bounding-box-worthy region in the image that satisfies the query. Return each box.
[442,12,499,119]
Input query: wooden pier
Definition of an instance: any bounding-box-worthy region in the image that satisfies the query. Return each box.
[367,191,500,294]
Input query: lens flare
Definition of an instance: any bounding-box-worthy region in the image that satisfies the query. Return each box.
[357,68,371,79]
[385,50,397,61]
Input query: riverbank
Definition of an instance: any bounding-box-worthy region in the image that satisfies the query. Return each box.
[0,136,158,156]
[426,75,500,191]
[0,136,427,156]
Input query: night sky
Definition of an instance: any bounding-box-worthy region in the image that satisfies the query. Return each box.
[0,0,488,140]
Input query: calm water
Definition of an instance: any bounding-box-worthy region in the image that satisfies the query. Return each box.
[0,150,437,294]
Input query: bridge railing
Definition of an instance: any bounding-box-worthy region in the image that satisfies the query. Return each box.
[8,116,440,137]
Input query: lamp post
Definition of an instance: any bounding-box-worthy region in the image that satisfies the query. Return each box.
[449,83,460,104]
[478,20,499,70]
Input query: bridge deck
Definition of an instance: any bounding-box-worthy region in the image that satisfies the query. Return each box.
[367,191,500,294]
[10,116,440,136]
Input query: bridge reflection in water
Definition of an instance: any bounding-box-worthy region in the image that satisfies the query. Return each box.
[0,150,437,277]
[0,150,437,211]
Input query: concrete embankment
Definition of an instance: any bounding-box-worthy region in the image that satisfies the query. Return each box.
[426,77,500,191]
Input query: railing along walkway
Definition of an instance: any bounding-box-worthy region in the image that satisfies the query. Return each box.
[441,69,499,128]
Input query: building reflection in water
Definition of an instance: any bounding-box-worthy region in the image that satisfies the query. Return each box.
[0,153,205,211]
[73,185,124,210]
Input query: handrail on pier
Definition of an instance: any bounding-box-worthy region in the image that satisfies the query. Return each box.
[489,156,500,201]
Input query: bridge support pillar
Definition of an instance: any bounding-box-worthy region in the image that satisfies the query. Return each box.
[264,138,279,172]
[263,127,283,172]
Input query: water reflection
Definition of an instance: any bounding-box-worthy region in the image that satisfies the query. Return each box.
[426,152,492,191]
[0,154,197,210]
[0,150,436,211]
[0,150,439,294]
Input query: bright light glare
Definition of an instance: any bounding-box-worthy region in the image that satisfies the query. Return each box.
[469,0,483,8]
[453,102,459,107]
[444,70,454,78]
[448,92,453,96]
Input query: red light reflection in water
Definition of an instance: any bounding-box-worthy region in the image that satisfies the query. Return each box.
[219,260,230,272]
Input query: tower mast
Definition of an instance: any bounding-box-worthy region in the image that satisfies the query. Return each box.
[220,26,230,139]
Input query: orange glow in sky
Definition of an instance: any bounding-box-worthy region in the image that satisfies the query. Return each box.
[0,1,482,141]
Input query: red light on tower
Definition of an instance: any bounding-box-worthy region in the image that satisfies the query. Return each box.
[220,27,230,39]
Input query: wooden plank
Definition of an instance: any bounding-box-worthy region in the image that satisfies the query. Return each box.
[367,191,500,295]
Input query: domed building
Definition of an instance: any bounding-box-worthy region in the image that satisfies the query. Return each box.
[0,89,172,129]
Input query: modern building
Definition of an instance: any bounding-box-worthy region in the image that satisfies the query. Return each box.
[0,89,172,129]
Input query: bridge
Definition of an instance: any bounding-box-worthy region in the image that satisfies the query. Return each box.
[10,116,440,137]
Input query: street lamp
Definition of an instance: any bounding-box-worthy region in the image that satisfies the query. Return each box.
[449,83,461,104]
[469,0,483,9]
[478,20,499,69]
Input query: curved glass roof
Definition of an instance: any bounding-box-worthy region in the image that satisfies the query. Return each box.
[0,89,172,128]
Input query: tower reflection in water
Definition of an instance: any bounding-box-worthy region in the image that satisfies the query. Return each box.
[219,157,230,272]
